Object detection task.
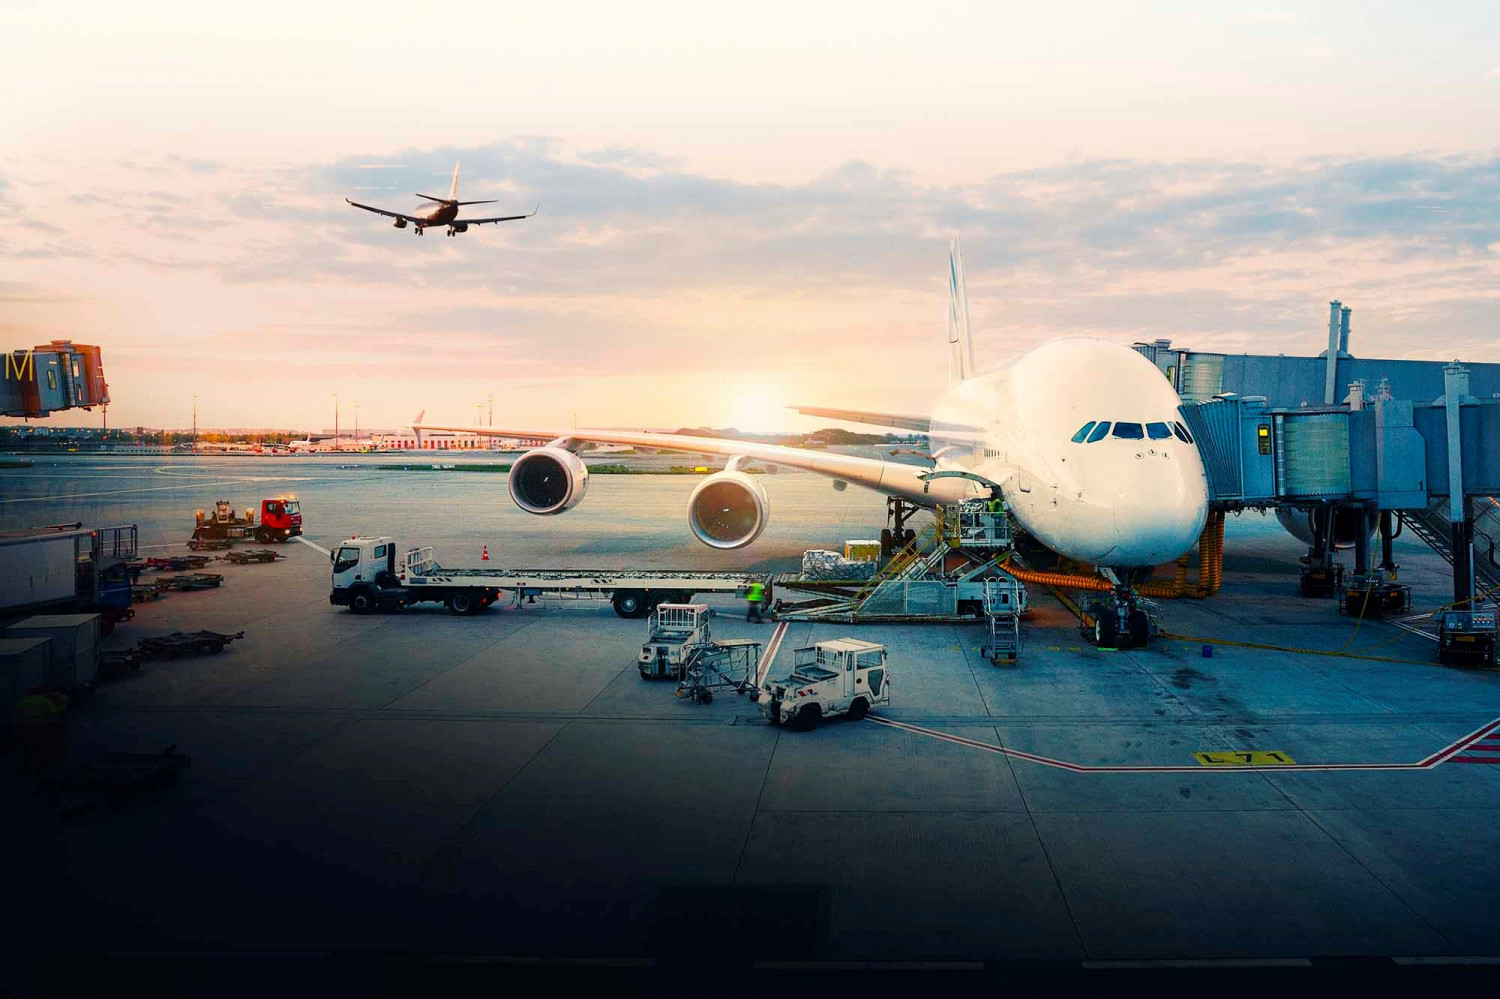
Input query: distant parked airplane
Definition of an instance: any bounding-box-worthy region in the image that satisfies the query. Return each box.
[345,161,536,237]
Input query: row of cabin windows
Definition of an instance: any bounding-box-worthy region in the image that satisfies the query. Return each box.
[1070,420,1195,445]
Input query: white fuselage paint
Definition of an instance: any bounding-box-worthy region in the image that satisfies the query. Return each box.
[927,338,1210,570]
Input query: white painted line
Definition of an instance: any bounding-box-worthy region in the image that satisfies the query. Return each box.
[292,536,330,556]
[865,714,1500,775]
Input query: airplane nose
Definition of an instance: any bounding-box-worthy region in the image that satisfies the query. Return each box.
[1110,468,1209,567]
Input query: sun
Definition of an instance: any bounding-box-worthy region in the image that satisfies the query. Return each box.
[724,376,787,433]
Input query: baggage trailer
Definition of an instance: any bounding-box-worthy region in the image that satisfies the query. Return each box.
[328,536,774,618]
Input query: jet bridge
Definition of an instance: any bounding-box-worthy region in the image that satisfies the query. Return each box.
[1181,363,1499,664]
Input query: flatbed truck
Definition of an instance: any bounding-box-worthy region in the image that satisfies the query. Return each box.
[328,536,773,618]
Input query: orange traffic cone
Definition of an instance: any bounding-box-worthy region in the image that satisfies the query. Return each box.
[481,545,490,561]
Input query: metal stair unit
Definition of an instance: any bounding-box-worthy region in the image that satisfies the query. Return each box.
[1403,497,1500,599]
[979,576,1022,663]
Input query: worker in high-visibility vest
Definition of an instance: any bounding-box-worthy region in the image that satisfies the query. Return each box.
[745,580,766,623]
[987,494,1005,515]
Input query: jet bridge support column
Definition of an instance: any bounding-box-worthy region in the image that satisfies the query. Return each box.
[1378,511,1397,575]
[1444,363,1474,608]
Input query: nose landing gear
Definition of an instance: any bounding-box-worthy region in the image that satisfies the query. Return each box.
[1084,583,1157,649]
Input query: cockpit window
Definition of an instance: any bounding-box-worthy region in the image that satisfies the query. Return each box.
[1085,421,1111,443]
[1071,421,1097,443]
[1146,422,1172,440]
[1112,422,1144,440]
[1172,421,1195,444]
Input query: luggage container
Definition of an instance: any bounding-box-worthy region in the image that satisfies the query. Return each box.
[0,637,51,729]
[4,614,100,691]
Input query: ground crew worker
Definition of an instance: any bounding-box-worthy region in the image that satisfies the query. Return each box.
[746,579,766,623]
[987,493,1005,515]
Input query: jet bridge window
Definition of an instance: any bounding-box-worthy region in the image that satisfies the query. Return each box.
[1172,421,1195,444]
[1085,422,1111,443]
[1145,422,1173,440]
[1112,422,1145,440]
[1071,421,1097,443]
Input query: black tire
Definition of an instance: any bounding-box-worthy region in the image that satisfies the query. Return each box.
[1094,613,1118,649]
[255,528,272,543]
[698,690,714,705]
[1126,609,1150,647]
[847,697,869,721]
[880,528,893,555]
[350,589,376,615]
[446,591,476,616]
[902,529,916,546]
[612,590,647,618]
[790,704,821,731]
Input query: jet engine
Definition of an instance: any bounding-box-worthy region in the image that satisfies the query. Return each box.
[393,218,408,229]
[688,470,768,549]
[508,447,589,515]
[451,223,468,234]
[1276,506,1372,551]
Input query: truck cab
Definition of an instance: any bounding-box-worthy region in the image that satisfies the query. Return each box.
[258,497,302,541]
[758,638,890,730]
[329,536,401,612]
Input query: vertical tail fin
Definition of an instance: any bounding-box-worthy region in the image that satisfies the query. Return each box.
[947,239,974,383]
[449,161,461,200]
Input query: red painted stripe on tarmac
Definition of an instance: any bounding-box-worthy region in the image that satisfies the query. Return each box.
[756,621,789,687]
[1450,756,1500,764]
[868,714,1500,775]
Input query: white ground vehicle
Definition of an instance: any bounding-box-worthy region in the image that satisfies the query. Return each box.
[758,638,890,730]
[638,603,712,679]
[328,537,771,617]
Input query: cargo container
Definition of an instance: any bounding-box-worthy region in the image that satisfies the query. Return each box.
[0,636,51,729]
[3,614,101,692]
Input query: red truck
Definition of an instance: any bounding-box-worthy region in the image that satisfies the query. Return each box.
[192,497,303,545]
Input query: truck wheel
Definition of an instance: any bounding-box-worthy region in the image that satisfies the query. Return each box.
[350,589,376,615]
[255,528,271,543]
[446,592,476,616]
[612,590,646,618]
[791,704,821,731]
[847,697,869,721]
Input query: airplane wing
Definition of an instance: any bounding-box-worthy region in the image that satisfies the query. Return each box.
[411,423,986,506]
[790,405,933,433]
[345,198,424,224]
[454,206,539,226]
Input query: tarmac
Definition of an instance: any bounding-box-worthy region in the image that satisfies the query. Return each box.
[6,455,1500,972]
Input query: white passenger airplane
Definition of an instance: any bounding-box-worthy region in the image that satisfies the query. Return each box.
[346,160,536,237]
[416,242,1211,640]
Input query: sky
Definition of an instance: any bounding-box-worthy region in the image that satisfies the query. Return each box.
[2,0,1497,432]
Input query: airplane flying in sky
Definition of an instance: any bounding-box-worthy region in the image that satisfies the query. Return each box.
[416,242,1212,644]
[345,160,536,237]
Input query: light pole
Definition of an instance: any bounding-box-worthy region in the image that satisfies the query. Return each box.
[354,404,359,445]
[332,393,339,452]
[486,393,493,426]
[192,395,198,450]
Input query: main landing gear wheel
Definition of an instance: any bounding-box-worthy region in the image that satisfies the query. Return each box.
[1127,609,1150,647]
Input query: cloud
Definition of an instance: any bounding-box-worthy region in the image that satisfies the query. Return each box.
[3,144,1498,427]
[1488,67,1500,79]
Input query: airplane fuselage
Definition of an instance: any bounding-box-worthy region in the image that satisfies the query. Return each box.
[928,338,1210,570]
[415,202,459,227]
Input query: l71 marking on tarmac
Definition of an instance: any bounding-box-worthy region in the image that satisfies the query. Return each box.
[1195,751,1296,767]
